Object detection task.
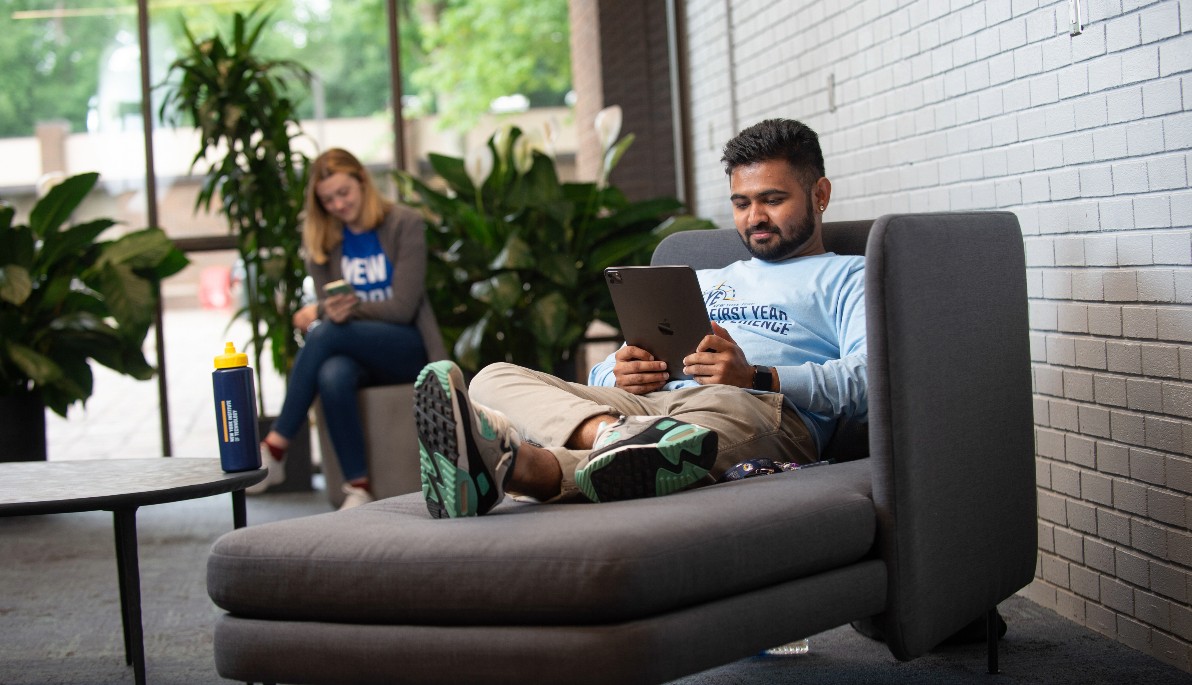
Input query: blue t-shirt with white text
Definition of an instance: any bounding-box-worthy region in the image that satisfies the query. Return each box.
[339,228,394,302]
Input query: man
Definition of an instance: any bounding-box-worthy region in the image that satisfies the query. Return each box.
[414,118,867,518]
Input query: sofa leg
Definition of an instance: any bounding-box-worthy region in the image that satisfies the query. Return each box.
[986,608,999,674]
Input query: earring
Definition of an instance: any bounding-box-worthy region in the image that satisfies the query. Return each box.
[819,205,825,212]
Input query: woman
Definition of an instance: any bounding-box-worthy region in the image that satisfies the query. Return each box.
[254,148,432,509]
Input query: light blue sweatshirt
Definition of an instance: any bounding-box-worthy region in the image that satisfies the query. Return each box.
[589,252,867,453]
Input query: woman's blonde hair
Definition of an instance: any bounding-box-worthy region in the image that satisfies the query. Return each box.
[303,148,394,265]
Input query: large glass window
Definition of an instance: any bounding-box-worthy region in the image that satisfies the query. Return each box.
[6,0,574,459]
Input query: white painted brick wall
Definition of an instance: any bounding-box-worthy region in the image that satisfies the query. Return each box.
[682,0,1191,672]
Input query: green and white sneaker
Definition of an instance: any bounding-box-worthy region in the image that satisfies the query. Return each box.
[414,361,519,518]
[574,416,718,503]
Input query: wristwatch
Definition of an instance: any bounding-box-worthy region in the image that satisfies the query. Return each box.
[751,365,773,391]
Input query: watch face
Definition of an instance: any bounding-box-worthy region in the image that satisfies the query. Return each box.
[752,366,772,391]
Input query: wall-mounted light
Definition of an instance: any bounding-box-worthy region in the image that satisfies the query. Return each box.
[1068,0,1084,36]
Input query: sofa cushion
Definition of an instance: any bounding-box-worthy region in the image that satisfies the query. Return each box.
[208,459,874,626]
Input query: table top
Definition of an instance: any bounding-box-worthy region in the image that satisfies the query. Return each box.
[0,458,266,517]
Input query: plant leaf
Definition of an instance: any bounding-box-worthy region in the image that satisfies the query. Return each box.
[469,272,522,312]
[0,266,32,306]
[454,314,489,372]
[489,233,535,270]
[5,342,62,386]
[428,153,473,196]
[528,291,569,346]
[29,172,99,238]
[38,218,115,273]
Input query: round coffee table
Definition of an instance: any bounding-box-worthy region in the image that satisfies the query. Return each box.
[0,458,265,685]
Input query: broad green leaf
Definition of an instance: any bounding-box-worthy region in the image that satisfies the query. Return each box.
[91,262,155,333]
[528,291,569,346]
[537,253,579,288]
[28,172,98,239]
[6,342,62,385]
[489,233,535,270]
[1,221,36,268]
[601,197,684,229]
[96,227,177,269]
[469,272,522,312]
[454,315,490,372]
[601,133,635,182]
[428,153,473,196]
[655,214,717,238]
[38,219,115,273]
[0,266,32,306]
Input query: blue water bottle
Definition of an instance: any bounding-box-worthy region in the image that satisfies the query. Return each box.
[212,342,261,472]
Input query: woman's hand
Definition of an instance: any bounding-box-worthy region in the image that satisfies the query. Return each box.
[292,303,319,332]
[683,321,753,387]
[612,345,669,395]
[323,293,358,323]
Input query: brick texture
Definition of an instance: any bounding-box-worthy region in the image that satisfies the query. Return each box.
[681,0,1191,672]
[568,0,677,202]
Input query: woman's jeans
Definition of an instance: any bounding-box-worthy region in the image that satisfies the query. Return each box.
[271,320,428,481]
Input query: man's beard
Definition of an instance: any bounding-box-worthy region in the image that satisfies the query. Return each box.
[740,196,816,261]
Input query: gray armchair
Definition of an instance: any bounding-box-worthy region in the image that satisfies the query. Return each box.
[207,212,1037,684]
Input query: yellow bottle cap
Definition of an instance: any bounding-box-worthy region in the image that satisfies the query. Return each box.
[214,342,249,369]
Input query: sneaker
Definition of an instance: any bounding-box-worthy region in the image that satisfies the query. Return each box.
[414,360,519,518]
[574,416,718,503]
[245,442,286,495]
[338,483,374,510]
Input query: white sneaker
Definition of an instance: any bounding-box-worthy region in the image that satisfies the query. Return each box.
[246,442,286,495]
[339,483,374,510]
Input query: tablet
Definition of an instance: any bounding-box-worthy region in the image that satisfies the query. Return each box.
[604,265,711,381]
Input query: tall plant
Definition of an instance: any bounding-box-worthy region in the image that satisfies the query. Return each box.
[396,107,714,378]
[158,5,310,410]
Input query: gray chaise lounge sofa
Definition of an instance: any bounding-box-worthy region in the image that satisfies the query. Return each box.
[207,212,1038,685]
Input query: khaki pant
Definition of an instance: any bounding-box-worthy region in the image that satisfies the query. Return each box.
[469,362,817,500]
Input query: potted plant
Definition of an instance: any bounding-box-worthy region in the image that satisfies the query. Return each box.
[0,172,189,460]
[396,106,715,379]
[158,5,311,411]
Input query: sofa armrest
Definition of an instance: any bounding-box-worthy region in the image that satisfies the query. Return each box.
[865,212,1037,659]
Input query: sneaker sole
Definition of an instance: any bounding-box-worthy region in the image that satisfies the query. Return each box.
[576,420,718,502]
[414,362,501,518]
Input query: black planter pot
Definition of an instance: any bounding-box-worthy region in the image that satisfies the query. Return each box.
[0,388,47,461]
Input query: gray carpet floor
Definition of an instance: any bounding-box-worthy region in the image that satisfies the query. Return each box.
[1,484,1189,685]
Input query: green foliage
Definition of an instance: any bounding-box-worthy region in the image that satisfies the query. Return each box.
[0,0,570,139]
[396,127,714,377]
[410,0,571,128]
[0,173,188,417]
[0,1,127,138]
[158,4,310,406]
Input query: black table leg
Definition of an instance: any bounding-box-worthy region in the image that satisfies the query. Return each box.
[113,507,146,685]
[232,489,247,529]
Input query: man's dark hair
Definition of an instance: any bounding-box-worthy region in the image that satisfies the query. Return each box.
[721,119,825,185]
